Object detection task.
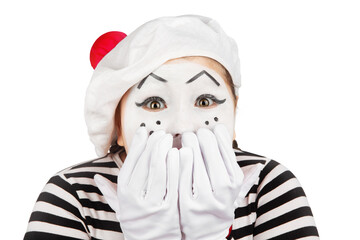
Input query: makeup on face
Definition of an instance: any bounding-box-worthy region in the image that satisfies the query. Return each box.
[121,60,236,150]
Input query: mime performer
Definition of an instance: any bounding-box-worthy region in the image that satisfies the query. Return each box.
[24,14,320,240]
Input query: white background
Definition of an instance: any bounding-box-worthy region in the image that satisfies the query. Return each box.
[1,0,359,239]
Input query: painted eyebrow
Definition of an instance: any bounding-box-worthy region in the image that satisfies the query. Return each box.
[137,70,220,89]
[185,70,220,86]
[137,73,167,89]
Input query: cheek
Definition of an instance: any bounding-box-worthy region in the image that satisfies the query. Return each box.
[121,102,149,149]
[207,103,235,138]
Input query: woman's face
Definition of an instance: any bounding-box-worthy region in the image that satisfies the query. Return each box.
[117,58,238,153]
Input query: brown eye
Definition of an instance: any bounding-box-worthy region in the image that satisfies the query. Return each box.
[195,94,226,108]
[196,97,214,108]
[149,101,161,109]
[135,96,166,111]
[199,98,210,107]
[144,97,165,110]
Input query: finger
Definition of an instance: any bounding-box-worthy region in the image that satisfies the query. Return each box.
[94,174,120,213]
[196,127,231,192]
[213,124,244,186]
[181,132,212,197]
[179,147,194,199]
[146,133,173,203]
[165,147,179,204]
[118,126,148,189]
[128,129,166,193]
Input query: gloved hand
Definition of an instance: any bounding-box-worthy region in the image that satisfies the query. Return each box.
[178,123,260,240]
[94,126,181,240]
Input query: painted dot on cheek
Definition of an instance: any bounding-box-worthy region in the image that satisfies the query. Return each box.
[214,117,218,122]
[205,121,209,125]
[156,120,161,125]
[140,123,145,127]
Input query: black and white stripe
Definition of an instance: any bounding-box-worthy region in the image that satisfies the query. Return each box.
[228,149,319,239]
[24,147,319,240]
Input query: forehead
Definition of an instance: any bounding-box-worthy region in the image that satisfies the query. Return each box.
[155,61,222,80]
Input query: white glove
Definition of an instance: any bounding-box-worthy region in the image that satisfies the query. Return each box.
[94,126,181,240]
[178,123,260,240]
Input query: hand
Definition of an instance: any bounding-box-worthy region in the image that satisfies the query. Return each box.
[94,126,181,240]
[178,123,246,240]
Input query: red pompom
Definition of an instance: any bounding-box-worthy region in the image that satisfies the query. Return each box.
[90,31,127,69]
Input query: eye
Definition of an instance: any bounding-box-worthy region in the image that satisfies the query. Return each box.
[197,97,213,107]
[135,96,166,111]
[146,100,164,110]
[195,94,226,108]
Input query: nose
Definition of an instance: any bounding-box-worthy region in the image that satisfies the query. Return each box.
[166,104,201,138]
[167,113,199,137]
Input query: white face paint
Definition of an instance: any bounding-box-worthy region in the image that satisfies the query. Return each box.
[120,60,236,150]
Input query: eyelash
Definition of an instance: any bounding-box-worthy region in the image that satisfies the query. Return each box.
[135,94,226,111]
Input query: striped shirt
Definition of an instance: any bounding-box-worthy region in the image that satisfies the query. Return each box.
[24,147,319,240]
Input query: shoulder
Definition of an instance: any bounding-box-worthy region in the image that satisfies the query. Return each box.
[233,147,271,175]
[231,148,319,239]
[233,147,304,199]
[34,151,122,217]
[46,152,122,208]
[24,152,124,239]
[54,152,120,184]
[38,154,119,202]
[233,147,315,219]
